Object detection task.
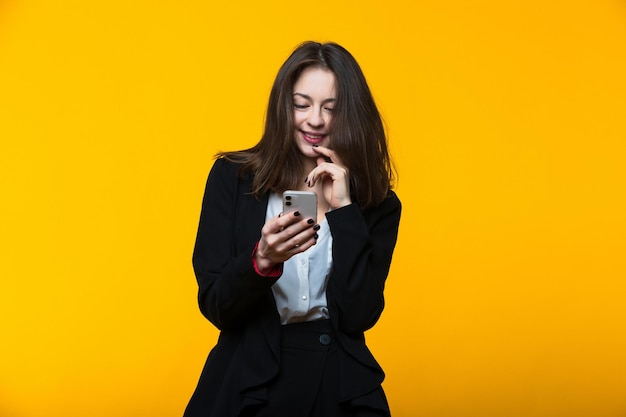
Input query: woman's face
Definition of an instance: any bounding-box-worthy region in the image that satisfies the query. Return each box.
[292,66,336,162]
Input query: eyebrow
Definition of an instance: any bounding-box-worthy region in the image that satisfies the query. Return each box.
[293,93,336,104]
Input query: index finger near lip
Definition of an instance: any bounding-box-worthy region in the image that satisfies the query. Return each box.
[312,144,331,156]
[314,146,342,165]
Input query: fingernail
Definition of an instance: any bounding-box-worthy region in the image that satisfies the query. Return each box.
[313,224,321,231]
[312,144,319,147]
[313,233,319,239]
[304,177,308,183]
[307,218,314,224]
[294,211,300,217]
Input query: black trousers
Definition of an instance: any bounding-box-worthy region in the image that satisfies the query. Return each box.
[246,320,390,417]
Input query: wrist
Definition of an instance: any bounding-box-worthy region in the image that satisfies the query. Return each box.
[252,241,282,277]
[332,198,352,210]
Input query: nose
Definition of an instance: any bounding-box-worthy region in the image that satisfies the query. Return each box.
[307,108,326,128]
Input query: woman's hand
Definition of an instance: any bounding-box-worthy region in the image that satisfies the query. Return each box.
[306,145,352,209]
[254,210,319,275]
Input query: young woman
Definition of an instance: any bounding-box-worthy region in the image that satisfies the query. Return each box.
[184,41,401,417]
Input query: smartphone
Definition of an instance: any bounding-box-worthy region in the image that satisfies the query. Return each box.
[282,190,317,223]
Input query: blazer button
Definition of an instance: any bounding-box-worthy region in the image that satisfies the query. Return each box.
[319,333,331,346]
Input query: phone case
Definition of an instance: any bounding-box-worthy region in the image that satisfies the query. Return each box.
[282,190,317,222]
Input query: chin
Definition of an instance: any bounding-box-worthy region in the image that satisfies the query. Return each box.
[299,149,317,159]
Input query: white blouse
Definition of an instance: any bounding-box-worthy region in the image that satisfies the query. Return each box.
[265,192,333,325]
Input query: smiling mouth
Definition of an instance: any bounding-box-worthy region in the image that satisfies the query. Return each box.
[301,131,326,143]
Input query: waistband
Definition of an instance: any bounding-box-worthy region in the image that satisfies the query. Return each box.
[280,319,334,351]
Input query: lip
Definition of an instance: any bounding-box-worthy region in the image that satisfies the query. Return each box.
[300,130,327,144]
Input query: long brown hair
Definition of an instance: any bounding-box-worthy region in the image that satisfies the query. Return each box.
[219,41,395,209]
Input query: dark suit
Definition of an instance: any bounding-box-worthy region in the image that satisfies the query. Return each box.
[184,158,402,417]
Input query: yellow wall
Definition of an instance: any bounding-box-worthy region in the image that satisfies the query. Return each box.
[1,1,625,416]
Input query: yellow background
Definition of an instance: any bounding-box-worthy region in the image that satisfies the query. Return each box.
[1,1,625,416]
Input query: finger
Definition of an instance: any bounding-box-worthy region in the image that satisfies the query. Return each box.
[306,162,334,183]
[312,144,331,159]
[317,156,331,166]
[307,162,347,186]
[278,216,316,242]
[312,145,344,165]
[305,167,331,188]
[292,240,316,254]
[265,221,318,261]
[288,231,318,253]
[264,211,300,237]
[276,209,306,229]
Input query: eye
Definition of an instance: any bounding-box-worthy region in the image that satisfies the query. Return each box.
[294,103,309,110]
[323,106,334,112]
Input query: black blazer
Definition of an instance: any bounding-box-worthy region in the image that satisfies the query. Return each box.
[184,158,401,417]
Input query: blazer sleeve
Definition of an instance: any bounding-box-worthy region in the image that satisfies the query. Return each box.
[192,158,278,331]
[325,191,401,334]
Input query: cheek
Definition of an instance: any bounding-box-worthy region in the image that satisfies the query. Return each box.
[293,113,305,126]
